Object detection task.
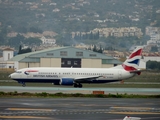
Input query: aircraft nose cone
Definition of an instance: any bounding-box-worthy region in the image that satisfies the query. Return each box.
[8,74,11,78]
[8,74,12,78]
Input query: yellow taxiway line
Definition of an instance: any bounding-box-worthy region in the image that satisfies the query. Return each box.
[0,116,51,119]
[6,108,54,111]
[108,112,160,114]
[110,107,154,110]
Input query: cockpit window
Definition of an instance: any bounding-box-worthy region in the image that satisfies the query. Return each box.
[16,71,22,73]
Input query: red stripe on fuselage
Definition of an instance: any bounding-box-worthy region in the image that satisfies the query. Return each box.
[25,70,38,72]
[129,49,142,59]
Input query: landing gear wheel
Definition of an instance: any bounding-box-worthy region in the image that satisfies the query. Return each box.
[19,81,26,87]
[74,83,83,88]
[22,84,26,87]
[74,83,78,88]
[78,83,82,88]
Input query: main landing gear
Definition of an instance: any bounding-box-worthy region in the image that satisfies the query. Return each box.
[22,83,26,87]
[74,83,82,88]
[18,81,26,87]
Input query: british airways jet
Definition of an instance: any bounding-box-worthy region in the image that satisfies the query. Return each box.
[9,47,143,88]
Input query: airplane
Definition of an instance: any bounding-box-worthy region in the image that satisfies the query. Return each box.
[9,47,143,88]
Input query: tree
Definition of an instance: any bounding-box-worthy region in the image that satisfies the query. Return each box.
[29,27,43,33]
[18,45,32,54]
[0,27,7,45]
[18,45,22,54]
[8,34,25,48]
[16,26,28,33]
[0,33,5,45]
[98,45,103,53]
[89,32,93,40]
[151,46,158,52]
[93,45,97,52]
[146,61,160,70]
[24,37,42,46]
[92,44,103,53]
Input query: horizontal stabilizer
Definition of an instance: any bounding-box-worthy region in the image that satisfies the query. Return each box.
[130,70,141,75]
[130,69,147,75]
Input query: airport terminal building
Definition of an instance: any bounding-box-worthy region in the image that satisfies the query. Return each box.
[9,46,121,70]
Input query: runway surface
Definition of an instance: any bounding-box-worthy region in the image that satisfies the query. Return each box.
[0,86,160,95]
[0,98,160,120]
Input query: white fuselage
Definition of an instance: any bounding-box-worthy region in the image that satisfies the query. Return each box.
[10,67,135,84]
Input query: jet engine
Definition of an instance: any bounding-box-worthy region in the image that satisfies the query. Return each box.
[59,78,74,85]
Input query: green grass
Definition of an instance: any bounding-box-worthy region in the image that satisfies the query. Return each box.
[0,68,13,80]
[0,91,160,98]
[126,71,160,83]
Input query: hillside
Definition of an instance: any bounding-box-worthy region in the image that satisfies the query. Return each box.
[0,0,160,49]
[1,0,160,32]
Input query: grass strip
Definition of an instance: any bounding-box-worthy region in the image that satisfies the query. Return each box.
[0,91,160,98]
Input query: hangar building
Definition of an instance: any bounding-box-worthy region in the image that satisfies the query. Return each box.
[9,46,121,70]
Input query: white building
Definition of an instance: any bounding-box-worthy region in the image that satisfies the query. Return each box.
[146,26,160,45]
[3,48,14,61]
[9,46,121,70]
[0,48,14,68]
[40,36,56,45]
[147,33,160,45]
[143,56,160,62]
[145,26,160,36]
[150,33,160,41]
[147,39,160,45]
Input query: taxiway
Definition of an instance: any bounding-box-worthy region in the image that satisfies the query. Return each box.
[0,86,160,95]
[0,98,160,120]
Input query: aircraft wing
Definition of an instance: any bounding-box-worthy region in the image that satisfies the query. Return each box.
[74,76,102,83]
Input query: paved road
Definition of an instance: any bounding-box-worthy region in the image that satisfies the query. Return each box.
[0,86,160,95]
[0,98,160,120]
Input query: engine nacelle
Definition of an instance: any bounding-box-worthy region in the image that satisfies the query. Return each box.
[60,78,74,85]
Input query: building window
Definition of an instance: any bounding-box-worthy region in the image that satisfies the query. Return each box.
[46,53,54,56]
[89,54,96,57]
[102,59,112,64]
[8,53,10,60]
[67,61,71,65]
[76,52,83,56]
[61,58,81,68]
[61,61,65,65]
[74,61,78,65]
[60,51,67,56]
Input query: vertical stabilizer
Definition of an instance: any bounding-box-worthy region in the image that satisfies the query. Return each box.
[122,47,143,72]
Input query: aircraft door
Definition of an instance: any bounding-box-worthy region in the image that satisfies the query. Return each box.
[19,74,22,78]
[118,70,122,79]
[27,72,32,78]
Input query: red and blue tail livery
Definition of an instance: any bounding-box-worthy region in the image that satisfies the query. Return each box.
[122,47,143,72]
[128,47,142,59]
